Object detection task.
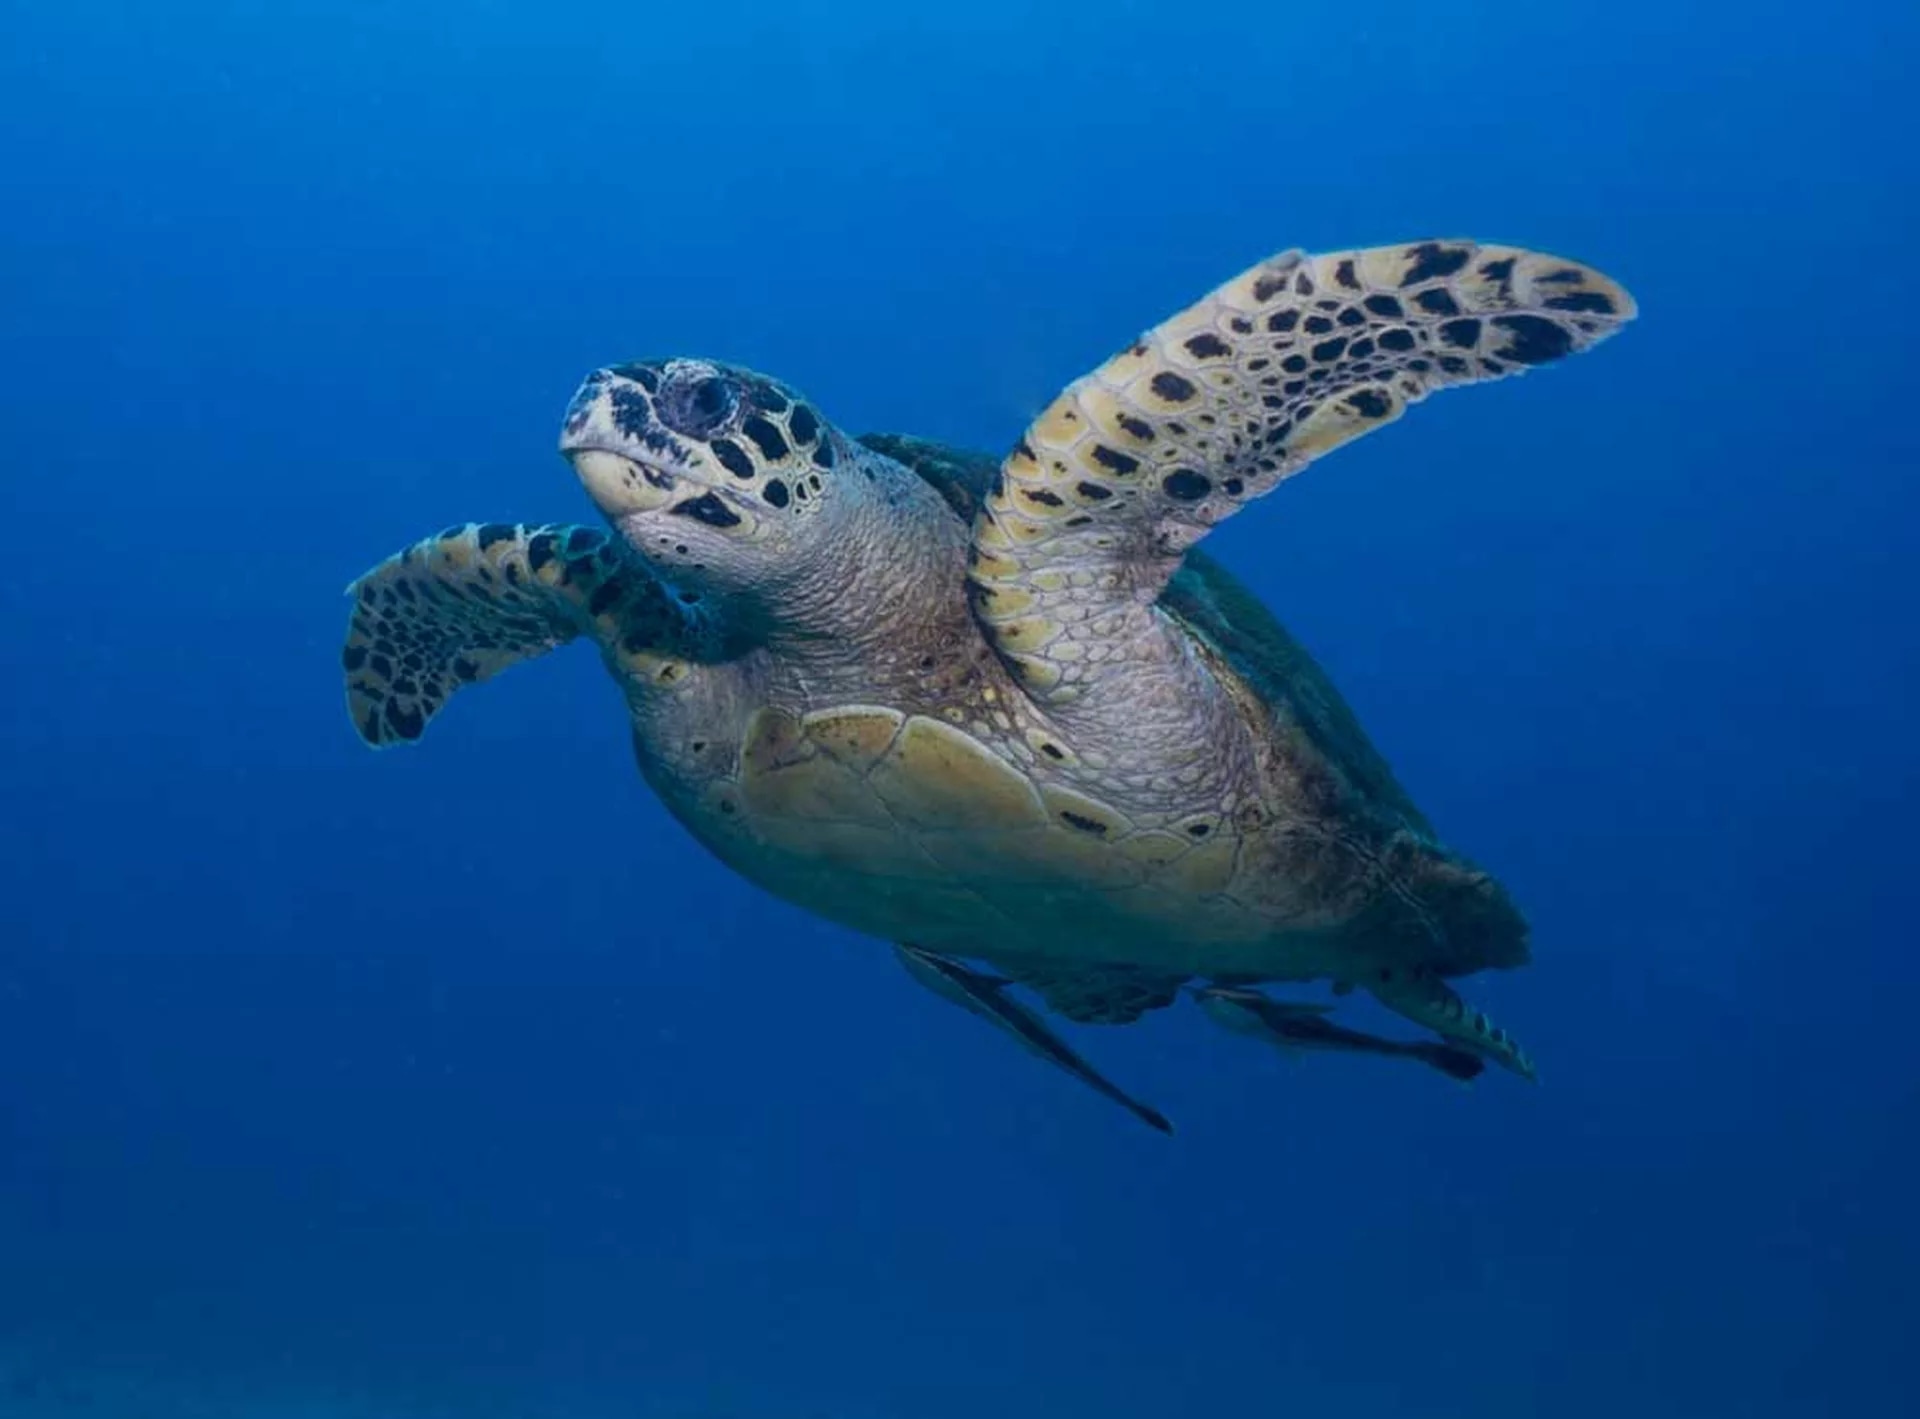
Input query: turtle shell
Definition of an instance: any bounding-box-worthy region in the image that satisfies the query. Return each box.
[855,431,1527,978]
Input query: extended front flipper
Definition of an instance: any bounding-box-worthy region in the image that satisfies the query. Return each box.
[967,240,1634,704]
[342,521,702,746]
[892,945,1173,1134]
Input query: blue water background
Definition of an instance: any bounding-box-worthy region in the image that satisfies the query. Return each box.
[2,1,1916,1415]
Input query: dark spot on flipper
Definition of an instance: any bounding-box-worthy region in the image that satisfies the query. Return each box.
[383,698,425,741]
[1311,336,1347,363]
[342,645,368,671]
[1184,333,1231,359]
[1150,372,1197,403]
[564,527,604,555]
[1363,294,1403,318]
[1022,488,1065,508]
[1401,242,1471,285]
[1337,306,1366,327]
[1414,288,1460,317]
[588,579,622,617]
[1479,256,1516,284]
[451,657,481,683]
[1545,290,1617,314]
[1117,414,1154,441]
[709,438,756,480]
[1346,388,1392,418]
[811,440,836,469]
[1303,315,1335,334]
[1162,469,1211,501]
[1252,272,1291,301]
[1076,481,1114,501]
[1060,811,1108,836]
[1267,309,1299,333]
[526,531,558,573]
[1491,314,1575,364]
[1333,259,1359,289]
[788,404,820,444]
[670,493,743,528]
[1039,742,1065,761]
[1378,328,1416,352]
[1439,318,1482,349]
[763,478,790,508]
[1091,445,1140,476]
[477,524,516,550]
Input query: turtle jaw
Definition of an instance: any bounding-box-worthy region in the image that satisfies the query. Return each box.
[564,444,767,548]
[565,447,677,519]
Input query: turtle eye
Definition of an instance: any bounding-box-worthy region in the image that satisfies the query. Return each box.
[659,367,739,439]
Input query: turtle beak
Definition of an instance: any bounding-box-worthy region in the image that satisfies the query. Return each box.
[560,369,678,519]
[568,447,676,519]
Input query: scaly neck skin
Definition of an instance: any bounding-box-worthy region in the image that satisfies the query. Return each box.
[1041,602,1262,811]
[750,446,977,704]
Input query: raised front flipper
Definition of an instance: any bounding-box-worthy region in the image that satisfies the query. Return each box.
[892,944,1173,1134]
[968,240,1634,702]
[342,521,694,746]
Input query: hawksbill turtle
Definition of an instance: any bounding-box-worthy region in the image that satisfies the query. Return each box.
[341,239,1633,1128]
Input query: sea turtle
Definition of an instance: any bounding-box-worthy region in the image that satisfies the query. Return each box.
[342,239,1633,1127]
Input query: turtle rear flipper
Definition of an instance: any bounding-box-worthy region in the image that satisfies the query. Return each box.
[1366,967,1538,1081]
[893,945,1173,1135]
[342,522,688,747]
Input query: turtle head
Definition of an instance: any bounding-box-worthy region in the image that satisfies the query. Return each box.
[559,358,866,613]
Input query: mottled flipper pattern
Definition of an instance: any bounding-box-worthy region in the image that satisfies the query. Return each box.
[967,240,1634,699]
[342,522,676,747]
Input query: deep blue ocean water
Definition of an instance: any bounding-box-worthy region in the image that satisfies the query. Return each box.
[3,2,1916,1415]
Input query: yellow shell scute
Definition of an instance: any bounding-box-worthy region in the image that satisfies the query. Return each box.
[739,707,889,828]
[801,705,904,770]
[1160,828,1241,895]
[1116,829,1195,872]
[1038,784,1134,840]
[867,716,1048,831]
[750,816,949,883]
[740,707,811,778]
